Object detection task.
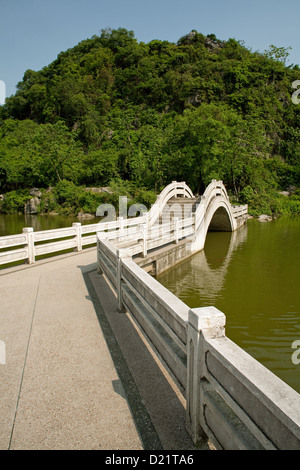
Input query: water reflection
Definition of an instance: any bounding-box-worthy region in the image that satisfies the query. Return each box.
[158,218,300,394]
[157,222,248,306]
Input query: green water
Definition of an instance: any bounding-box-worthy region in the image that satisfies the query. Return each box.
[0,213,101,266]
[0,213,100,236]
[157,217,300,394]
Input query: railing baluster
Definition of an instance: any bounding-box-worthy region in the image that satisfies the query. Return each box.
[72,223,82,252]
[23,227,35,264]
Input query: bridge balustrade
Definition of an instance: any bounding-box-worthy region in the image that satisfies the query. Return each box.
[1,180,298,449]
[97,237,300,450]
[0,180,247,268]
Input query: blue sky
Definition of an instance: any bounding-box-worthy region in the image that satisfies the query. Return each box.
[0,0,300,99]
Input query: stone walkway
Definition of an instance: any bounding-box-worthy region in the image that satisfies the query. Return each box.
[0,248,201,450]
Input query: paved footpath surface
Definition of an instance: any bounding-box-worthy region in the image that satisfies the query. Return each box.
[0,248,205,451]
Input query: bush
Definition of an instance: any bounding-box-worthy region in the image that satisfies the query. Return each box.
[239,185,300,217]
[38,189,57,213]
[1,189,30,214]
[279,194,300,215]
[52,181,114,215]
[78,190,110,214]
[239,186,272,216]
[131,188,157,209]
[52,180,81,215]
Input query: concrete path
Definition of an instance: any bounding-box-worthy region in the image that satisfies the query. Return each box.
[0,248,200,451]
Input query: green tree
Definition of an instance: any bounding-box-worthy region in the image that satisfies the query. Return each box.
[0,28,299,216]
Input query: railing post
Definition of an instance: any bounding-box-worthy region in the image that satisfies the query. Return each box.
[23,227,35,264]
[0,339,5,365]
[186,306,226,445]
[116,248,131,312]
[174,217,179,244]
[97,232,108,274]
[117,216,124,241]
[72,222,82,252]
[97,237,103,274]
[142,223,148,257]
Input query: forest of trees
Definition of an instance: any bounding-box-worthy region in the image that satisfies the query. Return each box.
[0,28,299,216]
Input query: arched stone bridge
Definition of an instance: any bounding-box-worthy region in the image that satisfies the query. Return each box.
[149,179,247,253]
[116,179,248,275]
[0,179,247,270]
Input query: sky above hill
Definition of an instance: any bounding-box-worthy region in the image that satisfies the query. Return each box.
[0,0,299,100]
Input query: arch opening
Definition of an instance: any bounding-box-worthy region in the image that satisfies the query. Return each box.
[208,206,232,232]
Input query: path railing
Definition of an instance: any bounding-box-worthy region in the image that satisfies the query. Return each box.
[0,214,195,268]
[97,237,300,450]
[0,180,247,268]
[0,217,149,266]
[147,181,194,227]
[0,181,192,268]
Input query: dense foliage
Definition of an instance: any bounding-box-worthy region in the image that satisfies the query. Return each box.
[0,28,299,215]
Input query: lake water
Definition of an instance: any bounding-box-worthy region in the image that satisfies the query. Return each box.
[0,213,100,237]
[157,217,300,394]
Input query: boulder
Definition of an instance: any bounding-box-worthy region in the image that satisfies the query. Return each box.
[29,187,42,198]
[258,214,272,222]
[24,197,40,214]
[77,212,95,219]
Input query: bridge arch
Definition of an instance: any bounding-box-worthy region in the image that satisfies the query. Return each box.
[142,179,247,255]
[208,206,233,232]
[205,198,236,234]
[187,180,246,253]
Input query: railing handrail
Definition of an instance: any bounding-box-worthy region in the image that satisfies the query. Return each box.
[98,238,189,390]
[147,181,194,227]
[0,180,247,268]
[97,235,300,450]
[193,180,248,236]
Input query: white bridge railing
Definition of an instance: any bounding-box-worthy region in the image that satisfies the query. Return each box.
[147,180,194,226]
[97,237,300,450]
[2,180,298,449]
[0,180,247,268]
[0,219,143,266]
[0,212,195,267]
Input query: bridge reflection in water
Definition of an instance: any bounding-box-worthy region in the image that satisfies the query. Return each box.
[157,223,248,306]
[157,217,300,397]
